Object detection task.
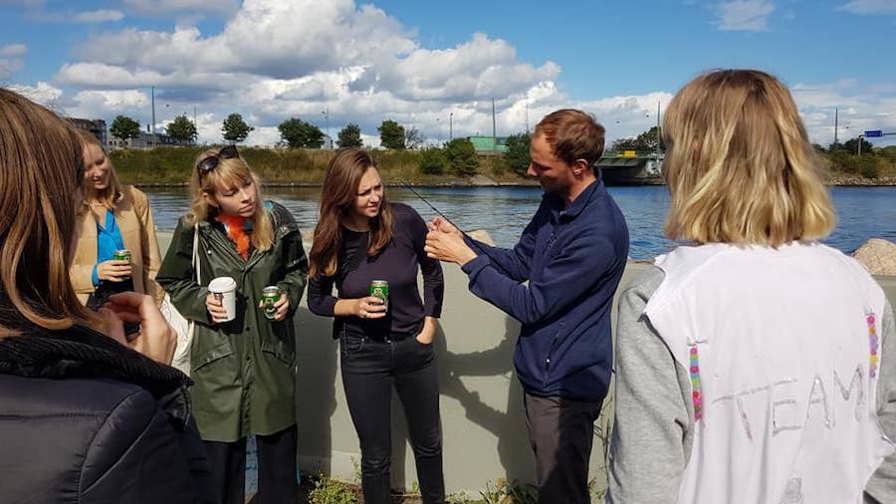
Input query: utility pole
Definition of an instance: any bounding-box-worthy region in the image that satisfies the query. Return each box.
[655,100,661,163]
[150,86,156,149]
[322,108,330,149]
[525,99,529,134]
[449,112,453,141]
[834,107,839,146]
[492,97,497,153]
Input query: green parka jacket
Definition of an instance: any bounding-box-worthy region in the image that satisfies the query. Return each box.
[157,202,307,442]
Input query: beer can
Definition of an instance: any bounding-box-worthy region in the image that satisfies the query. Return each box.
[369,280,389,311]
[262,286,281,320]
[113,249,131,263]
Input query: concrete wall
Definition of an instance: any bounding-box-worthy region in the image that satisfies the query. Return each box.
[157,234,896,496]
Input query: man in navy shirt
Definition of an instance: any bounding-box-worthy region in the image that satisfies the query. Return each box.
[425,109,629,503]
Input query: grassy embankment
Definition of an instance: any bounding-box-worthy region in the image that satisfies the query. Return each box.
[110,147,531,186]
[110,145,896,186]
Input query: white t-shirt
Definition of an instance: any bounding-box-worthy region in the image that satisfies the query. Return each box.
[645,242,894,504]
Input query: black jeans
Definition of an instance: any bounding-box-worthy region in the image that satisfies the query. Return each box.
[523,392,602,504]
[340,331,444,504]
[202,425,298,504]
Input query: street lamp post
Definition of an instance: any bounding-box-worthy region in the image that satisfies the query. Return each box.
[449,112,453,141]
[322,109,330,149]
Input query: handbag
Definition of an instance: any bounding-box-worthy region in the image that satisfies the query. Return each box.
[161,225,200,375]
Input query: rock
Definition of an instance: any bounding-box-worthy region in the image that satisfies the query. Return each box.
[466,229,495,246]
[853,238,896,276]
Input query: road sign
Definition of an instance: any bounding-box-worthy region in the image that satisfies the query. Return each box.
[864,130,883,138]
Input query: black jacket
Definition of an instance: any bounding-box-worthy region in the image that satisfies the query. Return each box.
[0,325,213,503]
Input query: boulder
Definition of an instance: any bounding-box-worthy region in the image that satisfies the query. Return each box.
[853,238,896,276]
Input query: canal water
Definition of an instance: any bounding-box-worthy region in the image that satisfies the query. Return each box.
[146,185,896,260]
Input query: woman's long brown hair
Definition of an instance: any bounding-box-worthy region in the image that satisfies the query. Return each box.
[0,88,97,335]
[309,149,393,278]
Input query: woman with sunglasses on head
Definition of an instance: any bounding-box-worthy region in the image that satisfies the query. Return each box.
[307,148,445,504]
[157,145,308,504]
[605,70,895,504]
[70,130,164,310]
[0,90,212,502]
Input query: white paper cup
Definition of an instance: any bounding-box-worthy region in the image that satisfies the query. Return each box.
[208,276,237,322]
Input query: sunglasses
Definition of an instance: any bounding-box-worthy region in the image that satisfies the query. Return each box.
[198,144,239,175]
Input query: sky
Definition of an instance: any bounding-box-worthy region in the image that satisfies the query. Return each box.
[1,0,895,147]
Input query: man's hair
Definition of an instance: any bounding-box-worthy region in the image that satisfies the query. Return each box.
[662,69,835,246]
[534,109,606,166]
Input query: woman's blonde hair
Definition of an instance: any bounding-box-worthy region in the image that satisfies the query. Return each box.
[662,69,835,246]
[76,129,122,210]
[189,148,274,251]
[0,88,97,335]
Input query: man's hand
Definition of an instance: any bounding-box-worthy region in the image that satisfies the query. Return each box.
[101,292,177,365]
[425,217,477,266]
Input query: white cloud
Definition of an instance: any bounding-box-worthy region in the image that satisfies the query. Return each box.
[123,0,239,16]
[74,9,124,23]
[7,81,63,109]
[837,0,896,13]
[0,44,27,80]
[791,80,896,146]
[715,1,776,31]
[0,43,27,57]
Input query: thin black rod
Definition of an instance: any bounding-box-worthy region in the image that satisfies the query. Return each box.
[398,180,487,255]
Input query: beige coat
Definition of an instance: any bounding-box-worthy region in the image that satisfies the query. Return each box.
[71,185,163,305]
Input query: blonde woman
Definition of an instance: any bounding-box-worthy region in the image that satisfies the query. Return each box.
[70,131,163,310]
[157,146,308,504]
[606,70,895,504]
[0,90,210,501]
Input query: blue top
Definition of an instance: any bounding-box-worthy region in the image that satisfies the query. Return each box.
[92,210,126,287]
[461,179,629,402]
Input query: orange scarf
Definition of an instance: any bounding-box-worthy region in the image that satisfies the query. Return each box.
[216,214,251,259]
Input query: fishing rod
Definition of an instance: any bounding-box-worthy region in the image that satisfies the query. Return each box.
[398,179,488,255]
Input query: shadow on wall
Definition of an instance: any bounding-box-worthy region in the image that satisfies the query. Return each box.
[294,305,536,490]
[294,307,339,477]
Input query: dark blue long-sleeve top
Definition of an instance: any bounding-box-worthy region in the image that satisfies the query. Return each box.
[460,179,629,402]
[308,203,444,338]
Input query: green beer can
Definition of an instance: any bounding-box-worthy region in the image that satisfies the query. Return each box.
[113,249,132,278]
[113,249,131,262]
[369,280,389,311]
[262,286,281,320]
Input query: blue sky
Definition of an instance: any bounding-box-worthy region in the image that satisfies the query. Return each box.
[2,0,895,146]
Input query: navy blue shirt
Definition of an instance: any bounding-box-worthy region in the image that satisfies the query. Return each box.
[461,179,629,402]
[308,203,444,337]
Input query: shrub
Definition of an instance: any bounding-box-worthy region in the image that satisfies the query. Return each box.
[419,147,448,175]
[444,138,479,176]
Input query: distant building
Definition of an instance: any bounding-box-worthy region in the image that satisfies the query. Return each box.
[467,136,508,154]
[66,118,107,146]
[107,130,191,150]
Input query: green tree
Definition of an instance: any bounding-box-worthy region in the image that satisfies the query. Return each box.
[109,115,141,142]
[222,113,254,144]
[503,133,531,176]
[337,123,363,148]
[378,119,405,150]
[278,118,325,148]
[611,126,664,153]
[418,147,447,175]
[166,115,197,144]
[444,138,478,176]
[843,136,874,155]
